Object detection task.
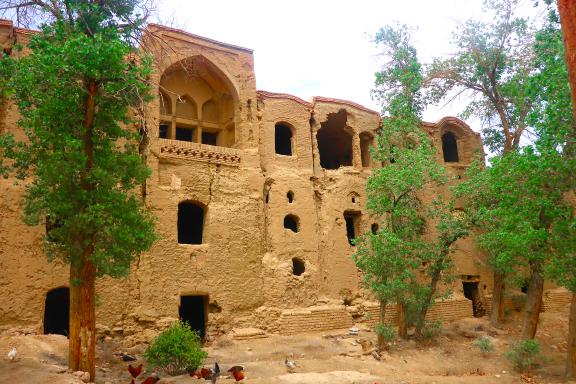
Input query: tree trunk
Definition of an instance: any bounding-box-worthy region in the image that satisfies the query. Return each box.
[397,302,408,339]
[377,300,388,351]
[415,265,442,336]
[522,260,544,339]
[566,293,576,378]
[490,271,505,326]
[68,258,96,381]
[558,0,576,122]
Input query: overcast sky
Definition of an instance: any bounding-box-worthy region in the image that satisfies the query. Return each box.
[157,0,537,126]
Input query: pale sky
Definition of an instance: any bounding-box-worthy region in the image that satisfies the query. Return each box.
[156,0,498,124]
[153,0,540,133]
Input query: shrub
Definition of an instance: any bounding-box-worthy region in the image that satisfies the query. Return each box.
[474,336,494,354]
[144,321,207,376]
[420,320,443,341]
[505,339,543,373]
[375,323,396,342]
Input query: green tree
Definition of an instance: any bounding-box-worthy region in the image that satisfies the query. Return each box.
[426,0,536,326]
[353,25,468,348]
[0,1,156,380]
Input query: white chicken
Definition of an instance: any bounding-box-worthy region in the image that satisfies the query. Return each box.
[284,353,296,373]
[7,347,17,362]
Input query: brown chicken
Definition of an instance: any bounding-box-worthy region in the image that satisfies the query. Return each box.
[140,373,160,384]
[227,365,245,382]
[190,367,211,379]
[128,363,143,378]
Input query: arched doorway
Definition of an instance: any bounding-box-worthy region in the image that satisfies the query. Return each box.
[44,287,69,336]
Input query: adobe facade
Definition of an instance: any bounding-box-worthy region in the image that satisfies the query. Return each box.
[0,20,501,343]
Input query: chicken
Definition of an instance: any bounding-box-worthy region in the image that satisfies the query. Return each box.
[7,347,17,362]
[128,363,143,378]
[285,353,296,373]
[190,367,211,379]
[210,362,220,384]
[227,365,245,382]
[140,373,160,384]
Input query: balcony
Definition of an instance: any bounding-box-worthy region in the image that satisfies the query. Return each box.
[157,138,241,167]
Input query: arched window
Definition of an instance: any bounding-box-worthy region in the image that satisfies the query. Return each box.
[317,110,353,169]
[292,258,305,276]
[442,132,459,162]
[284,214,299,233]
[176,95,198,120]
[178,202,204,244]
[275,123,293,156]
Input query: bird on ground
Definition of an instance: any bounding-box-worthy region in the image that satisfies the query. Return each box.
[190,367,211,379]
[128,363,143,378]
[113,351,137,362]
[7,347,17,362]
[285,353,296,373]
[227,365,245,382]
[210,362,221,384]
[140,372,160,384]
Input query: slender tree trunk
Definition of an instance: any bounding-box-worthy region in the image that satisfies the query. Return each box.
[397,302,408,339]
[522,260,544,339]
[68,78,98,380]
[68,257,96,381]
[567,293,576,378]
[415,265,442,336]
[377,300,388,351]
[490,271,506,325]
[558,0,576,122]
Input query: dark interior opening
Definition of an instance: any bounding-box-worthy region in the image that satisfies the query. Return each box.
[344,211,361,245]
[275,123,293,156]
[287,191,294,203]
[462,281,485,317]
[292,258,305,276]
[317,110,353,169]
[44,287,69,336]
[179,295,207,340]
[178,202,204,244]
[202,131,218,146]
[371,223,379,234]
[442,132,459,162]
[360,132,373,167]
[284,215,299,233]
[176,126,194,142]
[159,123,169,139]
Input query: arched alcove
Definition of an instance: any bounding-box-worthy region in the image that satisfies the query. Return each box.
[287,191,294,203]
[159,56,237,147]
[178,201,205,244]
[359,132,374,167]
[317,110,353,169]
[442,131,459,162]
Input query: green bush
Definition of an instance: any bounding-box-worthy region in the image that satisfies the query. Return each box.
[375,323,396,342]
[144,321,207,376]
[505,339,543,372]
[474,336,494,354]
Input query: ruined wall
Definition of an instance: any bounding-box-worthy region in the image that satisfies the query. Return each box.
[0,20,491,341]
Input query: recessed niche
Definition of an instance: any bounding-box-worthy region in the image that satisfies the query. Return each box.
[284,215,299,233]
[287,191,294,203]
[292,257,305,276]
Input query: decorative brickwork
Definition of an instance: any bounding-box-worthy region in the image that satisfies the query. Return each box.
[158,138,241,166]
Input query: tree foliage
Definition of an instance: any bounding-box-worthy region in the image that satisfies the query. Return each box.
[354,25,468,344]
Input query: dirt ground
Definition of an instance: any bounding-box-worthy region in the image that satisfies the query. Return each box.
[1,310,574,384]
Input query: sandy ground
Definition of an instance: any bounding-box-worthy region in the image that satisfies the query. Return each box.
[1,311,574,384]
